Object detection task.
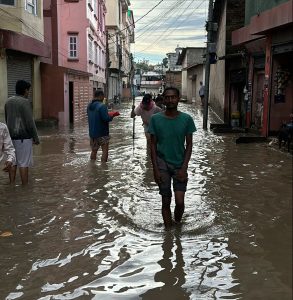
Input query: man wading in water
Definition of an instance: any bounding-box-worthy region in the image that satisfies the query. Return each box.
[148,87,196,228]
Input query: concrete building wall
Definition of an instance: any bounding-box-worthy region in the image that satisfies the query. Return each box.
[33,57,42,119]
[187,65,204,104]
[0,56,7,122]
[106,0,120,26]
[186,48,206,66]
[181,70,188,100]
[209,2,227,120]
[58,1,88,72]
[0,0,44,42]
[165,72,182,94]
[40,63,65,121]
[245,0,289,25]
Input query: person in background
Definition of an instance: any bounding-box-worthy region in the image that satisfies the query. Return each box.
[155,94,165,110]
[5,80,39,185]
[199,81,205,106]
[87,89,119,162]
[131,93,162,142]
[0,122,15,181]
[148,87,196,228]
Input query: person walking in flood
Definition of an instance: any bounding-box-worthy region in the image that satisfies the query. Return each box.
[0,122,15,180]
[87,89,119,162]
[199,81,205,106]
[5,80,40,185]
[131,93,161,142]
[148,87,196,228]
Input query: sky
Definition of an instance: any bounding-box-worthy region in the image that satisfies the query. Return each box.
[130,0,209,65]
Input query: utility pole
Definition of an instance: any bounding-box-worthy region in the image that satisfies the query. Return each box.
[105,30,110,105]
[203,0,214,130]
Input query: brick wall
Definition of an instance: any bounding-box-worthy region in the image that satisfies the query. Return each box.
[165,71,182,94]
[73,77,93,123]
[226,0,245,54]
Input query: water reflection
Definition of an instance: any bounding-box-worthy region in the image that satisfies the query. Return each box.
[0,102,292,300]
[141,230,190,300]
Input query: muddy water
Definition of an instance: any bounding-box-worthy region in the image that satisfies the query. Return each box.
[0,101,292,300]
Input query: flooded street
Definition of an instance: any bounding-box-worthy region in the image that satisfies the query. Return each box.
[0,101,292,300]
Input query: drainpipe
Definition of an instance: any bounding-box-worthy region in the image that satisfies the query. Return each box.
[262,35,272,137]
[105,30,109,105]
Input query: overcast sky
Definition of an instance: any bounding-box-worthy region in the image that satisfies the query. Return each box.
[130,0,209,65]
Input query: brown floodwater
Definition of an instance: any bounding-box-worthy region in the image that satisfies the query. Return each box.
[0,100,292,300]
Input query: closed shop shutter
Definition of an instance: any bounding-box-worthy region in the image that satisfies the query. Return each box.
[7,51,33,102]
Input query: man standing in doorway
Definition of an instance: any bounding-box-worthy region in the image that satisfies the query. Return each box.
[148,87,196,228]
[5,80,40,185]
[199,81,205,106]
[87,89,119,162]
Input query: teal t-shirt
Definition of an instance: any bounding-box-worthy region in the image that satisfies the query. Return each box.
[148,112,196,167]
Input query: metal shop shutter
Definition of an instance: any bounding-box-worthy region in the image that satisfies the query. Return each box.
[7,52,33,101]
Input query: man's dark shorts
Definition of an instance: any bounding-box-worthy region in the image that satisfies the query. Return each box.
[90,136,110,151]
[156,156,187,197]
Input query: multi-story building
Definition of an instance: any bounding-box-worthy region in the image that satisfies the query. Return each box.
[232,0,293,136]
[140,71,163,95]
[166,46,183,72]
[177,47,206,103]
[0,0,49,121]
[105,0,134,102]
[41,0,107,126]
[208,0,246,124]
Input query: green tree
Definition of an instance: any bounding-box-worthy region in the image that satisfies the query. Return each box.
[162,57,168,68]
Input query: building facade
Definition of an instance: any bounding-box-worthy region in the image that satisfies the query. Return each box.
[232,0,293,136]
[42,0,107,126]
[105,0,134,102]
[166,46,183,72]
[0,0,49,121]
[140,72,163,95]
[177,47,206,103]
[208,0,246,124]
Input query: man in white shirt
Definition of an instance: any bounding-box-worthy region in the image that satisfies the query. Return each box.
[131,94,162,142]
[0,122,15,180]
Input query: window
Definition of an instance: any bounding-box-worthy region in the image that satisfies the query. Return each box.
[94,43,98,65]
[0,0,15,5]
[88,36,93,62]
[25,0,37,15]
[102,50,105,69]
[93,0,97,15]
[68,35,78,59]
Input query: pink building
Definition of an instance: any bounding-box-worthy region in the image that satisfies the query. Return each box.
[41,0,106,126]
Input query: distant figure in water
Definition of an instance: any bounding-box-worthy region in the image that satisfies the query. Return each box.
[131,93,161,143]
[148,87,197,228]
[87,89,119,162]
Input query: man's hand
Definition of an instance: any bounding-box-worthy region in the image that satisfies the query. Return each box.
[153,169,163,185]
[176,168,188,183]
[3,161,13,172]
[108,111,120,118]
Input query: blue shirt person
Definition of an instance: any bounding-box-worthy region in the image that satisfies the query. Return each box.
[87,90,119,162]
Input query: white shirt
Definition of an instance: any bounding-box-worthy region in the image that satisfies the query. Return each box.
[134,103,162,126]
[0,122,15,164]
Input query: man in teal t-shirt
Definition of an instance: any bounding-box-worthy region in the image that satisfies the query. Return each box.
[148,87,196,228]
